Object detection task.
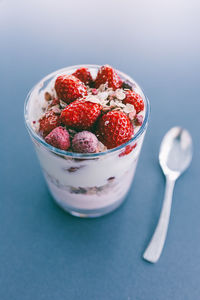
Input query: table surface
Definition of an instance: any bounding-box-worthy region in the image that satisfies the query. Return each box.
[1,1,200,299]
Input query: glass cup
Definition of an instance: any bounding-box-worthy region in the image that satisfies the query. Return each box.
[24,65,150,217]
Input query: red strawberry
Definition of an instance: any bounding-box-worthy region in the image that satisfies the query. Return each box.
[72,67,93,86]
[95,65,122,90]
[55,74,87,103]
[123,90,144,113]
[39,111,61,137]
[61,99,102,130]
[119,143,137,157]
[45,126,70,150]
[97,111,134,149]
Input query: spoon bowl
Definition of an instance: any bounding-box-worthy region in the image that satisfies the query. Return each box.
[159,127,193,179]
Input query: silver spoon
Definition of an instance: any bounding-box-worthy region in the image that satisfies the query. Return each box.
[143,127,193,263]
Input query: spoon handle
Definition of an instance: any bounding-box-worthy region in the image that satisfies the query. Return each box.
[143,177,175,263]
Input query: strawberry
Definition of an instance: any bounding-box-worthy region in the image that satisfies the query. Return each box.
[72,67,93,86]
[45,126,70,150]
[119,143,137,157]
[39,111,61,137]
[95,65,122,90]
[61,99,102,130]
[55,74,87,103]
[97,111,134,149]
[123,90,144,113]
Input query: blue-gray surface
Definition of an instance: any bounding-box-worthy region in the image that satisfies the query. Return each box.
[1,0,200,299]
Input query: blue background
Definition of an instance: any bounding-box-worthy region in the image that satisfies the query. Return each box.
[1,0,200,299]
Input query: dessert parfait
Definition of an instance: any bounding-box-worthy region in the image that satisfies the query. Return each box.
[24,65,149,217]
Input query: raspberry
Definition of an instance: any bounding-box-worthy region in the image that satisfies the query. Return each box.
[55,74,87,103]
[123,90,144,113]
[72,131,98,153]
[61,99,102,130]
[39,111,61,137]
[134,114,143,126]
[97,110,134,149]
[72,67,93,86]
[45,126,70,150]
[95,65,122,90]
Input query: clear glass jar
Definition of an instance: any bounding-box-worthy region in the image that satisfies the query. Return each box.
[24,65,150,217]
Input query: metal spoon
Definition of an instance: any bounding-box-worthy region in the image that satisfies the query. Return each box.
[143,127,193,263]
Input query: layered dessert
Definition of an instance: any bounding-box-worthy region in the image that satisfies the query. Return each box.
[25,65,149,217]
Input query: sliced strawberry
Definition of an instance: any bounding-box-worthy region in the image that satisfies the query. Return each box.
[119,144,137,157]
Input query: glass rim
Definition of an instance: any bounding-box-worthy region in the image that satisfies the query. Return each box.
[24,64,150,158]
